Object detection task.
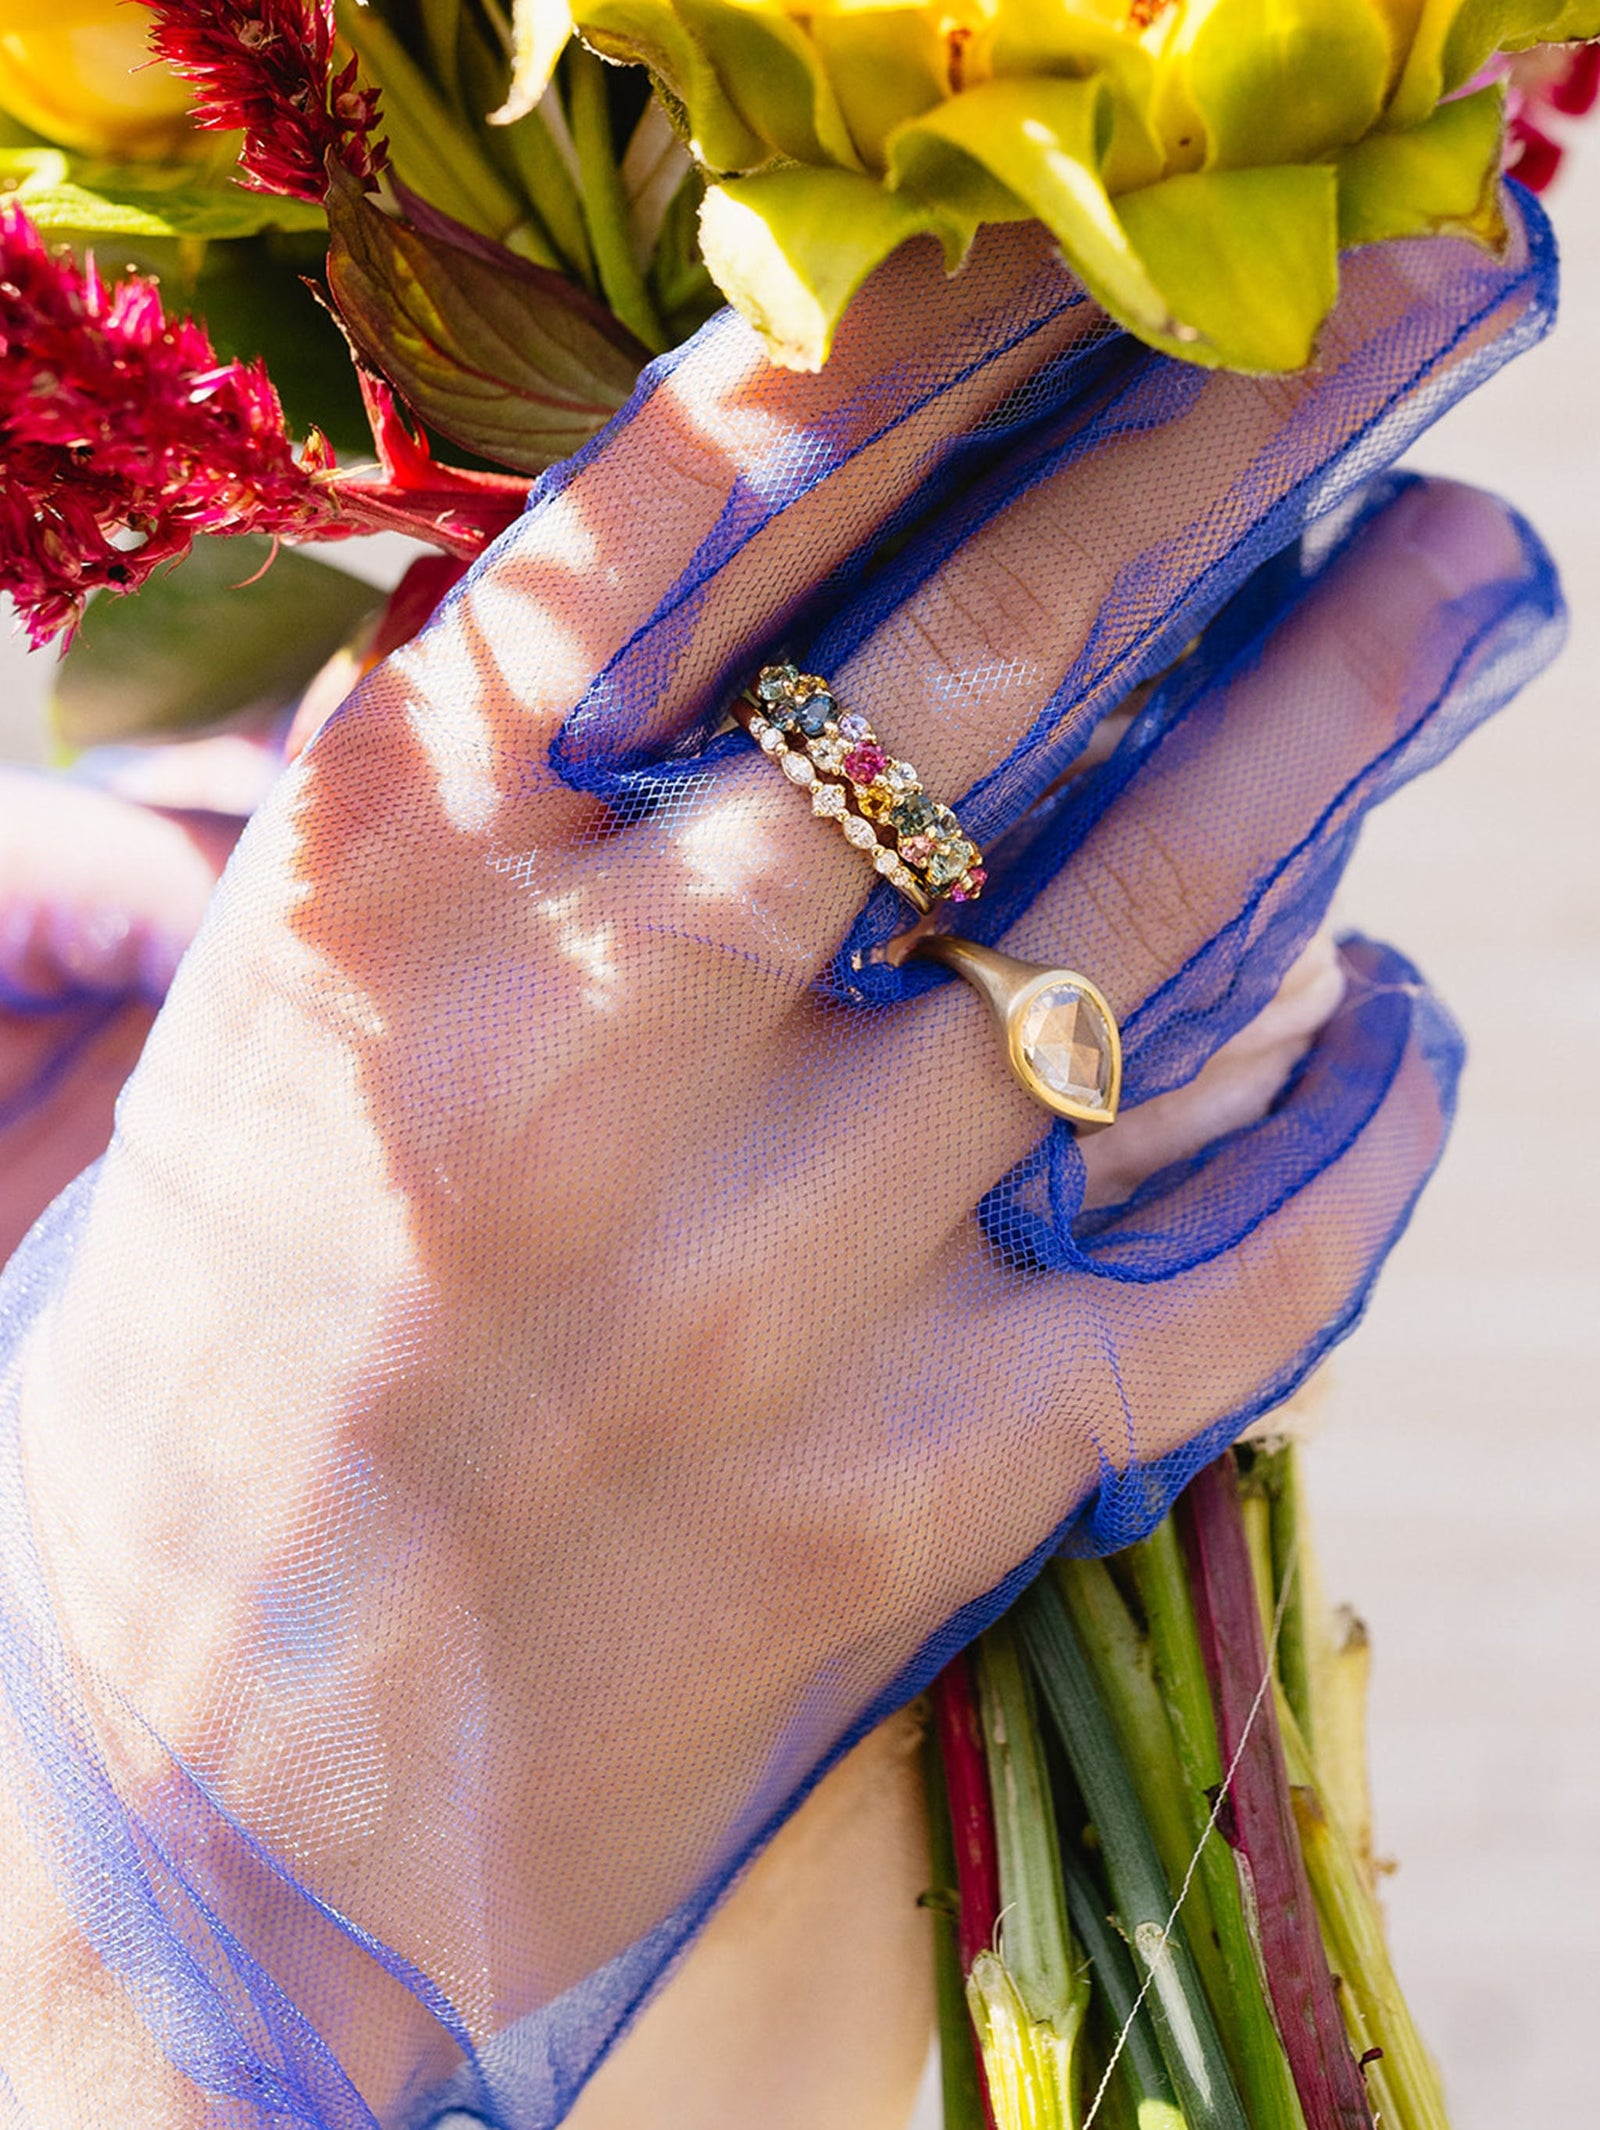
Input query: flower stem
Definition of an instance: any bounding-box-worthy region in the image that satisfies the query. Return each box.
[931,1656,1003,1978]
[566,46,669,352]
[335,3,545,253]
[1127,1518,1308,2130]
[923,1714,993,2130]
[1054,1561,1226,2018]
[1244,1450,1449,2130]
[1056,1835,1186,2130]
[1019,1574,1250,2130]
[1278,1705,1449,2130]
[976,1620,1089,2127]
[502,100,599,291]
[1178,1457,1375,2130]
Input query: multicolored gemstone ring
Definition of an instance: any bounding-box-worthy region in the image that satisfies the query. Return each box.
[736,662,1121,1129]
[736,663,987,914]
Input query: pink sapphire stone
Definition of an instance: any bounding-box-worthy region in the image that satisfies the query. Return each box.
[899,833,935,865]
[844,742,887,786]
[949,866,987,902]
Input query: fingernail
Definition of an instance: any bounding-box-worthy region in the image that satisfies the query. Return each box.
[1398,479,1525,600]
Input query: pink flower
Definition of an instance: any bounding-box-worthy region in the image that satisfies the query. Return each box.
[1505,42,1600,193]
[135,0,386,204]
[0,205,342,645]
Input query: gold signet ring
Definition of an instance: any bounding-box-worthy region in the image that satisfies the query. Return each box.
[916,935,1123,1131]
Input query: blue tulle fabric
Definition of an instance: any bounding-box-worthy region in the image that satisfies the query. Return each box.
[0,187,1570,2126]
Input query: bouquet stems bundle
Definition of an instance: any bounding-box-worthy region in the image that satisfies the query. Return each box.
[925,1441,1447,2130]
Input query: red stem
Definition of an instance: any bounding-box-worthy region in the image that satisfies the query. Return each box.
[1179,1456,1376,2130]
[931,1654,1002,1973]
[930,1654,1001,2130]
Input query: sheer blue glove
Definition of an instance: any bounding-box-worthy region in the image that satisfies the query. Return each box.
[0,199,1563,2128]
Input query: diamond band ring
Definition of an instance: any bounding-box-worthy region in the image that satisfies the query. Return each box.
[736,664,986,913]
[734,663,1118,1128]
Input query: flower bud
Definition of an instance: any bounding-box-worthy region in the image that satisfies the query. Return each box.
[0,0,194,158]
[567,0,1600,371]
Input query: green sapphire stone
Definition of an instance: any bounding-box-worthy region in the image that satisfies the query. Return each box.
[890,792,937,838]
[757,664,798,701]
[925,838,976,889]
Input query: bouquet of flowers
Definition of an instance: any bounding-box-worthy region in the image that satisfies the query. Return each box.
[2,7,1595,2128]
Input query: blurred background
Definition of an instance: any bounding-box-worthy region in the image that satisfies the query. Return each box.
[3,164,1596,2130]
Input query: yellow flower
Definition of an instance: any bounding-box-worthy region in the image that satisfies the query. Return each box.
[525,0,1600,369]
[0,0,194,159]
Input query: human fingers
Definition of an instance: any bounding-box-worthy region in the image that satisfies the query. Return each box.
[624,206,1550,1000]
[920,936,1453,1596]
[328,219,1094,819]
[860,476,1549,1230]
[0,772,236,1264]
[568,1709,932,2130]
[0,769,233,1005]
[1079,929,1346,1211]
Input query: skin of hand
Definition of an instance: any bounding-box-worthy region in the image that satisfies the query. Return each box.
[2,216,1527,2126]
[0,769,240,1265]
[0,761,1341,2130]
[565,936,1344,2130]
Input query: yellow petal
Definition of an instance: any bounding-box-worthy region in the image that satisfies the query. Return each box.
[581,0,766,171]
[489,0,576,124]
[1175,0,1392,169]
[888,78,1179,340]
[1116,163,1340,370]
[675,0,865,169]
[1338,80,1506,246]
[698,165,969,368]
[0,9,193,158]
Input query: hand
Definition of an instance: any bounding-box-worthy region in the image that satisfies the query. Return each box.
[0,768,239,1263]
[3,213,1553,2126]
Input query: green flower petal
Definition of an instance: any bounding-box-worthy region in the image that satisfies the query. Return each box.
[1338,83,1506,247]
[697,165,969,369]
[808,8,953,173]
[675,0,865,169]
[887,78,1179,341]
[580,0,765,170]
[1177,0,1391,168]
[1116,164,1340,370]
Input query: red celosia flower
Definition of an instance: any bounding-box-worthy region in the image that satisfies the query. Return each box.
[136,0,386,204]
[1505,42,1600,193]
[0,204,344,645]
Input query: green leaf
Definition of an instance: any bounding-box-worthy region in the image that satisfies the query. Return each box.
[697,165,969,371]
[324,164,646,473]
[52,538,382,749]
[1337,84,1505,248]
[1116,164,1340,371]
[334,0,532,244]
[0,148,325,240]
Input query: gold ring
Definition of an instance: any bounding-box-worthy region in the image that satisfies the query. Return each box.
[735,664,986,914]
[917,935,1122,1130]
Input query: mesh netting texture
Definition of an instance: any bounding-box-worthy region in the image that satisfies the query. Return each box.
[0,187,1568,2127]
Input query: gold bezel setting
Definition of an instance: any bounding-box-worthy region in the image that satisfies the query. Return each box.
[917,936,1122,1131]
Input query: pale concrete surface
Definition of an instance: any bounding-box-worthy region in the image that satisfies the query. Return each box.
[4,167,1598,2129]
